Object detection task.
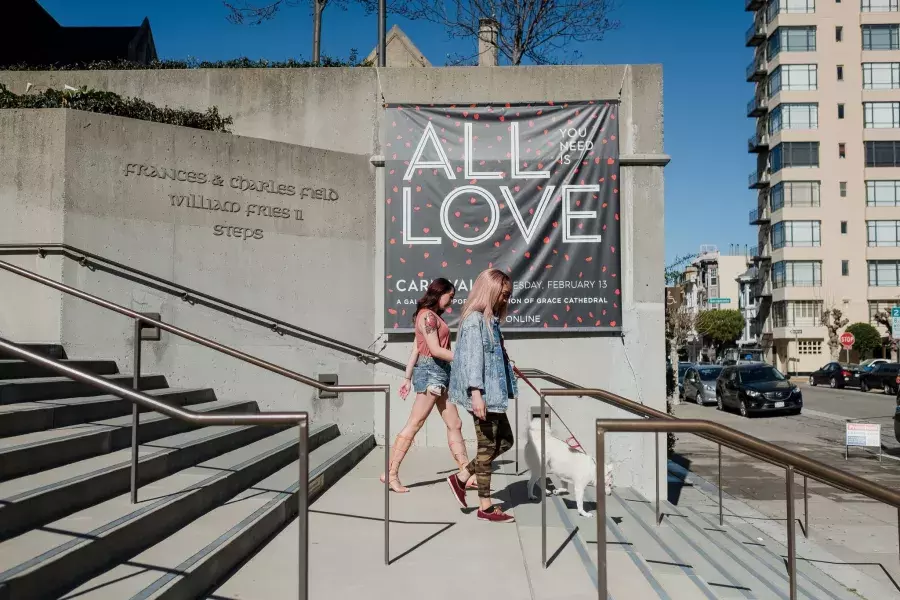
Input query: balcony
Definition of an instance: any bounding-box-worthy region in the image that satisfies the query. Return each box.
[749,207,770,225]
[747,95,769,118]
[745,0,764,11]
[745,21,767,47]
[746,55,767,82]
[751,243,771,262]
[748,131,770,153]
[748,170,770,189]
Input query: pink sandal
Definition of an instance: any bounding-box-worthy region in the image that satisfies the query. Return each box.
[379,434,413,493]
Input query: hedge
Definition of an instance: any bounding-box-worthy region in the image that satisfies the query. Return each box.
[0,84,233,133]
[0,52,365,72]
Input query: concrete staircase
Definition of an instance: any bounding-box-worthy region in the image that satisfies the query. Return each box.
[0,343,375,600]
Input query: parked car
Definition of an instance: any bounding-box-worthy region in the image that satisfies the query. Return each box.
[716,364,802,417]
[859,358,890,373]
[859,363,900,394]
[682,365,723,406]
[808,362,861,389]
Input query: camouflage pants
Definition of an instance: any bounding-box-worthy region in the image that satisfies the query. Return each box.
[465,412,514,499]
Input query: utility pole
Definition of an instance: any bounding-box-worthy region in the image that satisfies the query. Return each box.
[312,0,323,65]
[377,0,386,67]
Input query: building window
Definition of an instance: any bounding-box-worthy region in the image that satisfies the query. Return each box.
[867,180,900,205]
[768,64,818,96]
[768,104,819,134]
[838,104,845,119]
[839,143,846,158]
[865,102,900,128]
[709,266,718,287]
[869,300,897,324]
[869,260,900,286]
[837,65,844,80]
[842,260,850,276]
[840,181,847,197]
[862,0,899,12]
[798,340,822,355]
[841,221,848,234]
[771,221,822,249]
[771,142,820,172]
[836,26,843,42]
[771,181,821,210]
[768,27,817,59]
[767,0,816,21]
[863,63,900,89]
[867,220,900,246]
[863,24,900,50]
[866,141,900,166]
[773,300,823,327]
[771,260,822,287]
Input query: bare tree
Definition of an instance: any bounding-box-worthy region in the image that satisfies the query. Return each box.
[873,310,897,360]
[666,301,697,405]
[821,307,849,360]
[360,0,620,65]
[224,0,347,64]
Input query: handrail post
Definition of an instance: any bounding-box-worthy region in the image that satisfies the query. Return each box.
[786,465,797,600]
[597,426,608,599]
[718,444,724,526]
[298,418,309,600]
[540,392,547,568]
[131,318,142,504]
[803,475,808,538]
[384,389,391,566]
[655,431,660,526]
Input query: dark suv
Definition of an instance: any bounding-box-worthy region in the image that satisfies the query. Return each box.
[860,363,900,394]
[716,364,802,418]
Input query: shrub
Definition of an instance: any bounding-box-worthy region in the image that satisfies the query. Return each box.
[845,322,882,359]
[0,84,233,133]
[0,52,365,72]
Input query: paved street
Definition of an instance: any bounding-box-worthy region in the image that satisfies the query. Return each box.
[673,383,900,595]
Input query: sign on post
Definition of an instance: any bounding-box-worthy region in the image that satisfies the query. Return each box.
[892,307,900,341]
[845,423,882,462]
[840,332,855,350]
[708,298,731,305]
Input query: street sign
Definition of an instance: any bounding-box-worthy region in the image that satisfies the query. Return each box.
[840,331,855,350]
[708,298,731,305]
[845,423,882,462]
[892,307,900,340]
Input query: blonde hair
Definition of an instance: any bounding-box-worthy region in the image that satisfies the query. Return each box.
[461,268,512,327]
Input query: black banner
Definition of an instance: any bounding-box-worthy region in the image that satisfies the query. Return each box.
[384,101,621,332]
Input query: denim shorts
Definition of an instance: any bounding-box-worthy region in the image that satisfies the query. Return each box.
[412,356,451,395]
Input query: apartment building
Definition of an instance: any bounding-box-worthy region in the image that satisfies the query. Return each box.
[746,0,900,373]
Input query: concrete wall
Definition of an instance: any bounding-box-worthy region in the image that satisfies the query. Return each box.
[0,64,666,498]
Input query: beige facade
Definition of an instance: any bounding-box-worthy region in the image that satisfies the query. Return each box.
[747,0,900,373]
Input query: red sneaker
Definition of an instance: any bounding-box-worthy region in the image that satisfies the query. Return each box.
[477,507,515,523]
[447,474,468,508]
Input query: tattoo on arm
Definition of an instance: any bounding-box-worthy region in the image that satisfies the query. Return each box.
[423,312,438,335]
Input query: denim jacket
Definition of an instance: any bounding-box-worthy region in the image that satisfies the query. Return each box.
[449,311,518,414]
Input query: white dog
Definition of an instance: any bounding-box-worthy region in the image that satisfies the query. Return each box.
[524,417,612,518]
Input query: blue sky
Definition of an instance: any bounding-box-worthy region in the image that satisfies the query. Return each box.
[39,0,755,265]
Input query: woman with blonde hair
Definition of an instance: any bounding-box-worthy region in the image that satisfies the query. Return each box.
[445,268,518,523]
[380,278,475,493]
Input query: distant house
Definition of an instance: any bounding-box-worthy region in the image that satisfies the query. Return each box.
[365,25,431,67]
[1,0,157,67]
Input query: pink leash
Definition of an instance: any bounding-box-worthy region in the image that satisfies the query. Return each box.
[513,366,587,454]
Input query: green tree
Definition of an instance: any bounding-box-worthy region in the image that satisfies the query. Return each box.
[696,310,745,353]
[845,322,882,359]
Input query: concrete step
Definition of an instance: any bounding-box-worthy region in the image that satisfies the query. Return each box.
[0,359,119,380]
[0,374,168,405]
[0,387,216,438]
[0,399,257,481]
[612,489,771,599]
[0,426,315,599]
[606,490,720,600]
[63,433,375,599]
[0,344,66,360]
[0,422,339,541]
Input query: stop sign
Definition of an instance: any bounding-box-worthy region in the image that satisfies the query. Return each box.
[840,332,855,350]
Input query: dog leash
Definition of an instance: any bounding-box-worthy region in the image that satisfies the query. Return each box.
[513,366,587,454]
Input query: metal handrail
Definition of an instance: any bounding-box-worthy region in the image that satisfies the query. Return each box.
[0,338,310,600]
[0,243,405,371]
[594,418,900,600]
[0,258,394,568]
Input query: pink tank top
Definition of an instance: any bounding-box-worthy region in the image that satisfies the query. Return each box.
[415,310,450,357]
